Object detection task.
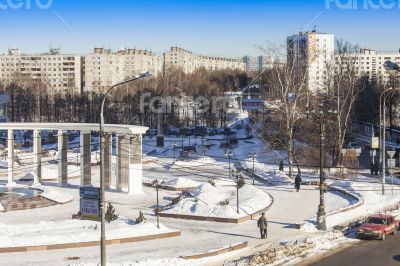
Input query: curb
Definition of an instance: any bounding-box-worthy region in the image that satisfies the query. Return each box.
[0,231,181,254]
[181,242,248,260]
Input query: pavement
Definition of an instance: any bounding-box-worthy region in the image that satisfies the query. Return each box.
[307,234,400,266]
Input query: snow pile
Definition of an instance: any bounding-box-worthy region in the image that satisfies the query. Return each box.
[244,160,292,184]
[163,177,201,188]
[225,231,356,266]
[300,222,319,233]
[0,218,177,248]
[173,157,217,167]
[162,180,272,219]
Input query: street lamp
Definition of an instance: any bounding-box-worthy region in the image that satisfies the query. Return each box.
[99,71,151,266]
[249,152,256,185]
[225,151,233,177]
[306,101,336,231]
[152,179,164,229]
[231,169,242,214]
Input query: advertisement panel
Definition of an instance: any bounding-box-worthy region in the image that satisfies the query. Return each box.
[308,32,317,64]
[80,198,100,218]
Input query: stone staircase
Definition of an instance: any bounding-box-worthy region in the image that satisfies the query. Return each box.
[0,195,56,211]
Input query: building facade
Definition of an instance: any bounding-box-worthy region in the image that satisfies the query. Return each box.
[354,48,400,82]
[83,48,162,92]
[242,55,270,73]
[164,47,245,74]
[287,31,335,92]
[0,48,81,94]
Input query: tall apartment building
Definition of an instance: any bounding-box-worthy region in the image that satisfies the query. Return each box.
[242,55,270,72]
[287,31,334,92]
[354,48,400,82]
[83,48,162,92]
[163,47,245,74]
[0,48,81,94]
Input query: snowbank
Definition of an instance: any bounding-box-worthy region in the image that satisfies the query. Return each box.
[0,218,177,248]
[162,180,272,219]
[244,160,292,184]
[173,157,217,168]
[143,177,201,190]
[31,184,73,204]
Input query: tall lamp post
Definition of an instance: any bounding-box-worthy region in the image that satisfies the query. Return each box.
[249,152,256,185]
[225,151,233,177]
[152,179,164,229]
[99,72,151,266]
[231,169,242,214]
[381,61,400,196]
[306,102,336,231]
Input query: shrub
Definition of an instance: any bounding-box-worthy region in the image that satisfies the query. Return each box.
[105,203,118,223]
[218,199,230,206]
[237,176,245,189]
[135,211,147,224]
[208,179,216,187]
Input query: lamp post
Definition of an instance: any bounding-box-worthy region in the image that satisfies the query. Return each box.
[172,142,177,162]
[249,152,256,185]
[231,169,241,214]
[306,101,336,231]
[225,151,233,177]
[99,72,151,266]
[152,179,164,229]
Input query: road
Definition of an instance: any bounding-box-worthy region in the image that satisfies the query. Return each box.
[307,234,400,266]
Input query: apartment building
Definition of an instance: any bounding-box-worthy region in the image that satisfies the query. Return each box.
[0,48,81,94]
[83,48,162,92]
[354,48,400,82]
[163,47,245,74]
[287,31,335,92]
[242,55,270,72]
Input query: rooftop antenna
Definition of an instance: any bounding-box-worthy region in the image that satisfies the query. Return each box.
[313,25,317,32]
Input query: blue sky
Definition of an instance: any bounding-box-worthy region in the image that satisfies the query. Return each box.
[0,0,399,56]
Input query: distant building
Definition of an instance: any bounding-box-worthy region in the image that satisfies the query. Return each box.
[163,47,245,74]
[353,48,400,83]
[287,31,334,92]
[242,55,270,72]
[0,94,10,122]
[83,48,162,92]
[0,48,81,94]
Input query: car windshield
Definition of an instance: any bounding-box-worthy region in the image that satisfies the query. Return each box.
[367,218,386,225]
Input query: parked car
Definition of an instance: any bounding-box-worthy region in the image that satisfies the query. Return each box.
[357,214,399,240]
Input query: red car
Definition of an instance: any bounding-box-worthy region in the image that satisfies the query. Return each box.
[357,214,399,240]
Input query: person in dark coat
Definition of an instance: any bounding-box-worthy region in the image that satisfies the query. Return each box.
[295,173,302,192]
[370,162,375,175]
[279,160,284,172]
[257,213,268,239]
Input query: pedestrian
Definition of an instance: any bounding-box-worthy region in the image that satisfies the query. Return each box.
[279,160,284,172]
[295,173,302,192]
[257,213,268,239]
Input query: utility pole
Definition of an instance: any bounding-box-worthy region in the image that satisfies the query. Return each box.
[225,151,233,177]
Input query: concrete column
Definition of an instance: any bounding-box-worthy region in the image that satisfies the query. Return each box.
[103,133,112,188]
[129,134,143,194]
[58,130,68,184]
[33,130,42,184]
[80,131,91,187]
[116,134,129,191]
[7,129,15,187]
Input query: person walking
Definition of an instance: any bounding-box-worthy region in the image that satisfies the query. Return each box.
[257,213,268,239]
[295,173,302,192]
[279,160,284,172]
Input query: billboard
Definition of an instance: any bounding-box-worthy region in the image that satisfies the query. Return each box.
[242,98,264,110]
[308,32,317,64]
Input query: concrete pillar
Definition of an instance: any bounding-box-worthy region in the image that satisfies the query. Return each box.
[129,134,143,194]
[80,131,91,186]
[7,129,15,187]
[103,133,112,188]
[33,130,42,184]
[58,130,68,184]
[116,134,129,191]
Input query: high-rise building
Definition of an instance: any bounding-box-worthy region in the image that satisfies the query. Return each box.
[0,48,81,94]
[287,31,334,92]
[83,48,162,92]
[163,47,245,74]
[242,55,270,72]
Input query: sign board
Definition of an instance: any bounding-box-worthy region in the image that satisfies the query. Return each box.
[80,198,100,218]
[387,151,396,159]
[80,187,100,200]
[387,159,396,168]
[242,98,264,110]
[371,137,379,149]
